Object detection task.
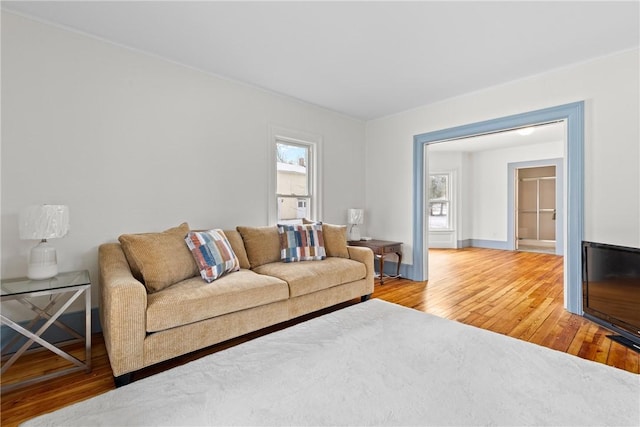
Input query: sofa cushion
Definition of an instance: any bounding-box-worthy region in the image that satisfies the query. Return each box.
[322,223,350,259]
[223,229,251,270]
[146,269,289,333]
[237,226,281,269]
[118,223,198,293]
[253,257,366,297]
[185,230,240,282]
[277,223,326,262]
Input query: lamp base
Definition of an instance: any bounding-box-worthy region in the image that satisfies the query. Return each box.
[27,240,58,280]
[349,225,361,241]
[28,264,58,280]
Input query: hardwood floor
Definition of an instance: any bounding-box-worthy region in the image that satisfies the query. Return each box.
[2,248,638,426]
[377,248,639,373]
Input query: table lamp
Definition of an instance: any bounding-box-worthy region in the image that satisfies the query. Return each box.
[19,205,70,280]
[348,208,364,241]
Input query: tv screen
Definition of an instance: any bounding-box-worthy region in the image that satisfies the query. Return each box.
[582,241,640,347]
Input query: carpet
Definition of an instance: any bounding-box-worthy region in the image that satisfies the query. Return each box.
[24,299,639,426]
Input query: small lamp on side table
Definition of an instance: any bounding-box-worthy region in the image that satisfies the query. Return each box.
[19,205,70,280]
[348,208,364,241]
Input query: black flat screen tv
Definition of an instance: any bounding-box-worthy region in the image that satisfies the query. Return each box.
[582,241,640,351]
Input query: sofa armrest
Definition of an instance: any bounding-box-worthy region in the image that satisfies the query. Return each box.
[99,243,148,377]
[347,246,375,289]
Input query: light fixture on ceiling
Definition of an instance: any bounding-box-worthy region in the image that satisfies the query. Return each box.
[517,127,535,136]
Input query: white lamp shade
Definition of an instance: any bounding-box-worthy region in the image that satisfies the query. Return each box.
[19,205,70,240]
[348,208,364,225]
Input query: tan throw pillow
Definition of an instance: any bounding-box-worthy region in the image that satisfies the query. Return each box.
[223,229,251,269]
[322,223,350,258]
[118,223,198,293]
[236,226,281,269]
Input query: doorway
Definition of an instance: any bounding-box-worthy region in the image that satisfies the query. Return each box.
[516,166,557,254]
[412,101,584,314]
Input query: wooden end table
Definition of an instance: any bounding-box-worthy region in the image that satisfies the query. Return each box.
[348,239,402,284]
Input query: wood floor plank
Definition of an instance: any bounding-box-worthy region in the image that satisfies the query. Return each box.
[2,248,638,427]
[509,296,555,340]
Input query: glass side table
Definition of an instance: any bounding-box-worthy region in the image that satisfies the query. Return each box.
[1,270,92,393]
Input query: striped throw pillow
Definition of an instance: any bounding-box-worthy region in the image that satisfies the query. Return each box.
[185,229,240,282]
[277,223,326,262]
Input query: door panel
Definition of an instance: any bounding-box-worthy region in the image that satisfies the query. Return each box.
[540,179,555,210]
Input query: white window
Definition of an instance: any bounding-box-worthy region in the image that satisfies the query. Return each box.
[269,127,321,224]
[428,173,451,230]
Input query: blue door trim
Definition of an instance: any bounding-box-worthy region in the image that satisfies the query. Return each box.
[413,101,584,314]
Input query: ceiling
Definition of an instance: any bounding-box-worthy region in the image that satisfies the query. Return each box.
[2,1,639,121]
[428,121,565,152]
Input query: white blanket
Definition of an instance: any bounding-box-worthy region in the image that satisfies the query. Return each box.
[24,299,639,426]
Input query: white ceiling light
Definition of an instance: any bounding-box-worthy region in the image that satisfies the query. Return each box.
[517,127,536,136]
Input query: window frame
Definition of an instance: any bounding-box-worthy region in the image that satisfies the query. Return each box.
[268,126,322,225]
[428,172,453,231]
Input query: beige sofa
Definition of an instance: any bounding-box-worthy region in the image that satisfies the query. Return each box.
[99,223,374,386]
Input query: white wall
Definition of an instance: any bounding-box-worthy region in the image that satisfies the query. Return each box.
[467,141,564,242]
[366,48,640,268]
[428,141,564,246]
[1,12,366,317]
